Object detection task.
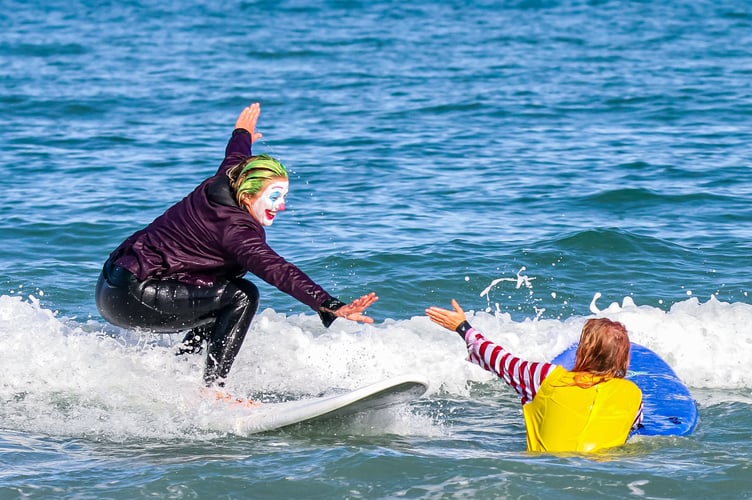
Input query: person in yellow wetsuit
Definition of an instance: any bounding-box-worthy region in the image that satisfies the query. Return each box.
[426,299,643,453]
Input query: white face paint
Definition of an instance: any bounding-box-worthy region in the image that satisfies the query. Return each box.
[248,180,288,226]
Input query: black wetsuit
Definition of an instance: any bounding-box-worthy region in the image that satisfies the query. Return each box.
[96,129,342,386]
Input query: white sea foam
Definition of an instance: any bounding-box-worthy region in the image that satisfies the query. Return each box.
[1,292,750,440]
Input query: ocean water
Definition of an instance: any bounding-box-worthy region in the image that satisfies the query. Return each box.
[1,0,752,497]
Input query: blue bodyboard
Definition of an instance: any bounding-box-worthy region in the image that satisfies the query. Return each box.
[551,342,698,436]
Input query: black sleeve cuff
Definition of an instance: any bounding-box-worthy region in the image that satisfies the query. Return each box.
[232,128,252,138]
[318,298,346,328]
[455,320,472,338]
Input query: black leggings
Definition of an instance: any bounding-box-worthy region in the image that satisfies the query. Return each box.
[95,260,259,386]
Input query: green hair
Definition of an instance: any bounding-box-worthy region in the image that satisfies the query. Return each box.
[229,154,288,204]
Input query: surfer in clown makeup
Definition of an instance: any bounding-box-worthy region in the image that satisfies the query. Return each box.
[96,103,377,387]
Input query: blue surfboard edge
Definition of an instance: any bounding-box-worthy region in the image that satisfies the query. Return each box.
[551,342,698,437]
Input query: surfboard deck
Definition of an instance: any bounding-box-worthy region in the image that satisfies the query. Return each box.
[552,342,698,436]
[233,374,429,434]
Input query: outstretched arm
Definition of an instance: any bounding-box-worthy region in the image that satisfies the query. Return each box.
[218,102,264,175]
[426,299,554,405]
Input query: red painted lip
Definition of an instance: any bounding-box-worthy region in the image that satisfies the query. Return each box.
[265,210,276,220]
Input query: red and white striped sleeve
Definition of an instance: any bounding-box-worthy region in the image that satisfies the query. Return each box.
[633,402,644,430]
[463,326,556,405]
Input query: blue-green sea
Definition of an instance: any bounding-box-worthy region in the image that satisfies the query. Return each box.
[2,1,751,498]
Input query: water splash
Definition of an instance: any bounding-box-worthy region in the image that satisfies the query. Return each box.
[2,292,751,440]
[479,267,546,319]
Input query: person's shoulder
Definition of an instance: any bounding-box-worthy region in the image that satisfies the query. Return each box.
[609,377,642,399]
[224,214,265,240]
[625,378,642,395]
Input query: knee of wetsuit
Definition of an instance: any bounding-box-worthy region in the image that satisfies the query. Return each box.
[228,278,260,314]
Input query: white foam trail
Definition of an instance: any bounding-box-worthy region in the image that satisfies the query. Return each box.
[1,292,751,439]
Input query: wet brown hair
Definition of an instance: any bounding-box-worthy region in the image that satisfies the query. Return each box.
[571,318,631,388]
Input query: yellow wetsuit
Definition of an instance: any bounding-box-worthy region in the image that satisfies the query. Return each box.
[461,324,643,453]
[522,366,642,453]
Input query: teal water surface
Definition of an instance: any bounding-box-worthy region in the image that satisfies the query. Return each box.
[1,1,751,498]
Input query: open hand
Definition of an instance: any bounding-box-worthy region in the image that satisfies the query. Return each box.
[235,102,263,143]
[425,299,467,332]
[330,292,379,324]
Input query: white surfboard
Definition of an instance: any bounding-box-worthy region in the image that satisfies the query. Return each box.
[233,374,429,434]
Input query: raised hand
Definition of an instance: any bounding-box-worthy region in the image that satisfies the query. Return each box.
[235,102,263,143]
[425,299,467,332]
